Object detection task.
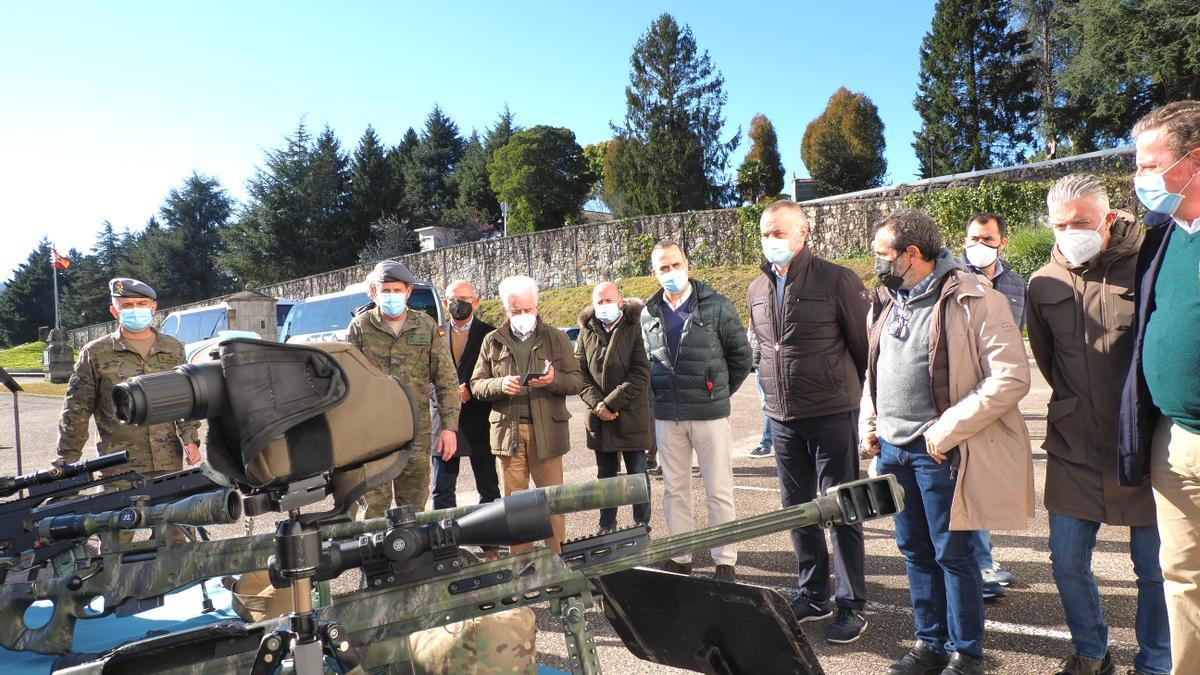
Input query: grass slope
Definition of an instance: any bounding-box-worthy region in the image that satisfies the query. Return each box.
[476,258,875,328]
[0,342,57,370]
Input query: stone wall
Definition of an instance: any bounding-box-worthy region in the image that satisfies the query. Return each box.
[67,146,1135,348]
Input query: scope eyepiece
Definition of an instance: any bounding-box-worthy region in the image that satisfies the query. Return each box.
[112,363,227,426]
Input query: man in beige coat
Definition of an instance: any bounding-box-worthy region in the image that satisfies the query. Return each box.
[1029,174,1168,675]
[470,275,582,554]
[861,209,1032,675]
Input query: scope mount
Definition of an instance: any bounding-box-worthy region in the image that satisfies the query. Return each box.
[243,474,331,519]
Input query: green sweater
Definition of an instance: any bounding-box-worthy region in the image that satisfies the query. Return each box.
[1144,225,1200,434]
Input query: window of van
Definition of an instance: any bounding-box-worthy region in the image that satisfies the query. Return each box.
[162,308,226,344]
[284,292,370,339]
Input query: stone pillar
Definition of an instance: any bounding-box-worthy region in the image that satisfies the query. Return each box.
[43,329,74,383]
[224,289,278,341]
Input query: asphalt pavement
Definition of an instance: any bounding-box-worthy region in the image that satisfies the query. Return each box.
[0,355,1152,674]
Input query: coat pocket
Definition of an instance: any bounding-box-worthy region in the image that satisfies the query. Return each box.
[1044,396,1087,465]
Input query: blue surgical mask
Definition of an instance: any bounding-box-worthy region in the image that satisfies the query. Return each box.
[761,237,796,268]
[659,271,688,295]
[594,303,622,324]
[118,307,153,332]
[1135,153,1197,216]
[377,292,408,317]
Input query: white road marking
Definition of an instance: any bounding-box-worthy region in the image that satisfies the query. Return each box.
[733,485,780,493]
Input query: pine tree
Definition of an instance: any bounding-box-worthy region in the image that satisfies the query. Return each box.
[450,132,500,237]
[385,127,420,221]
[222,122,362,285]
[609,13,739,215]
[402,105,466,228]
[488,126,594,234]
[483,105,519,160]
[349,125,400,226]
[153,172,235,305]
[736,114,786,203]
[1058,0,1200,148]
[801,88,889,196]
[0,239,57,345]
[913,0,1038,177]
[94,221,135,278]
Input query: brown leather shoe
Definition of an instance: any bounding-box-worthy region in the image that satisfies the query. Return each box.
[714,564,736,582]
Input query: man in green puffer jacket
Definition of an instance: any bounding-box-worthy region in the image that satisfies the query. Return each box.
[640,241,752,581]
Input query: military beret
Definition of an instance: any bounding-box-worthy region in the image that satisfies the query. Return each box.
[371,260,415,284]
[108,278,156,300]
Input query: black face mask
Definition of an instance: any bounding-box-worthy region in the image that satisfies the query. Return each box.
[874,254,911,291]
[448,299,473,321]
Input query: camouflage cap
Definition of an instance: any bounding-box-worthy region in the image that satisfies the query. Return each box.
[371,260,415,285]
[108,278,156,300]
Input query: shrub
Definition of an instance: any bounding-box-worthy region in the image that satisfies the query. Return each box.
[1004,226,1056,280]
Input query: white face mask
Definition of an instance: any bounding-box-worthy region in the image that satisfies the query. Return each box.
[1055,228,1104,267]
[594,302,622,324]
[509,313,537,337]
[964,242,999,269]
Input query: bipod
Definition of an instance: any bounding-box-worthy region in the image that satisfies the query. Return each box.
[251,510,363,675]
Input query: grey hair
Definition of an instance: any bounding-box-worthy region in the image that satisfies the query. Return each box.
[444,279,476,298]
[1046,173,1109,211]
[497,275,539,308]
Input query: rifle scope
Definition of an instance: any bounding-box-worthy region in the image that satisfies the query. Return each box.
[0,452,129,498]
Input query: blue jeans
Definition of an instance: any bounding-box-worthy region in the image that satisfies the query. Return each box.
[1048,513,1170,674]
[879,437,984,659]
[756,372,772,448]
[973,530,994,570]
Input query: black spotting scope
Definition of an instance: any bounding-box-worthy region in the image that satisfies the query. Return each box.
[112,363,226,427]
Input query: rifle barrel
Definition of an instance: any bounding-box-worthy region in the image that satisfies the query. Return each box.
[414,474,649,524]
[0,452,129,499]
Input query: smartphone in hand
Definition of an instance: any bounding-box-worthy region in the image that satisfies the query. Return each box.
[522,359,551,385]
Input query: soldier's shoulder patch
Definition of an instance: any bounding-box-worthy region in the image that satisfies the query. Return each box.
[408,334,432,346]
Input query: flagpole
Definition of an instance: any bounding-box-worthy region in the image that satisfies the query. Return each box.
[52,251,61,331]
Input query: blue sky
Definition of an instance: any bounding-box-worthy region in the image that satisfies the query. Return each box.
[0,1,936,282]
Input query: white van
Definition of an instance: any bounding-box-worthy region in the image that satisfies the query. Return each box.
[279,281,442,344]
[161,298,297,362]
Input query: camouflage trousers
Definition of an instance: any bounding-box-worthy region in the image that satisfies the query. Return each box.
[362,453,432,518]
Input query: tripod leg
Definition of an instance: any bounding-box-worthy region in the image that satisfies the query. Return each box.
[555,594,602,675]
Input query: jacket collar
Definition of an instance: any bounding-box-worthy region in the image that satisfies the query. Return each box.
[647,279,712,314]
[107,327,169,356]
[493,316,551,350]
[579,298,644,332]
[366,308,417,336]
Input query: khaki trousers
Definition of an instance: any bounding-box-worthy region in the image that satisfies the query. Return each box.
[500,424,565,554]
[655,417,737,566]
[1151,416,1200,671]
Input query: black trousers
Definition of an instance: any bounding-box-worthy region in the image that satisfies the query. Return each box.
[770,410,867,610]
[431,451,501,510]
[594,449,651,528]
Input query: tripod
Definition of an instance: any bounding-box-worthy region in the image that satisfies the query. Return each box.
[250,509,363,675]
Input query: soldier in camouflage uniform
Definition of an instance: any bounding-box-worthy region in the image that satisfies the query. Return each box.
[56,278,201,482]
[347,261,460,516]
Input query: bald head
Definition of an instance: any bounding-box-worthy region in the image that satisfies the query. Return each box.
[592,281,621,304]
[443,279,479,324]
[759,200,810,269]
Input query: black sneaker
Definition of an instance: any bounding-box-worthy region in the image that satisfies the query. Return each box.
[790,596,834,623]
[646,464,662,478]
[1053,651,1115,675]
[749,444,774,459]
[941,652,983,675]
[887,642,950,675]
[660,560,692,575]
[823,607,867,644]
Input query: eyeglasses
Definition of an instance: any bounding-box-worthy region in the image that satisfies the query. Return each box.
[887,301,910,339]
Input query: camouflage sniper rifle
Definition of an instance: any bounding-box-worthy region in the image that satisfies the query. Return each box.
[0,451,227,581]
[2,472,903,674]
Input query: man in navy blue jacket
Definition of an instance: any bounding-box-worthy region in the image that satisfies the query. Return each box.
[1120,100,1200,669]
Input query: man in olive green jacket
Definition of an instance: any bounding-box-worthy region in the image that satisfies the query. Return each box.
[347,261,460,517]
[471,275,582,553]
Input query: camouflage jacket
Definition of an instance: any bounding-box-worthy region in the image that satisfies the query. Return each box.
[56,329,200,473]
[346,308,460,455]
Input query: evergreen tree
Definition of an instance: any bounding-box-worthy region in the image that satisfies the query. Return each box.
[222,122,362,285]
[385,127,420,221]
[0,239,56,345]
[736,114,786,203]
[801,88,889,196]
[1059,0,1200,148]
[94,221,135,278]
[913,0,1038,177]
[488,126,594,234]
[483,105,519,159]
[402,104,466,228]
[609,13,739,215]
[154,172,235,305]
[349,125,400,226]
[450,132,499,232]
